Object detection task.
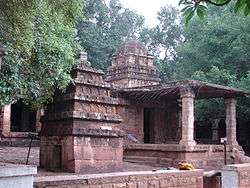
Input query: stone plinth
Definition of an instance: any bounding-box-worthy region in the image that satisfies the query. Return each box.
[40,130,123,173]
[40,53,124,173]
[0,163,37,188]
[124,144,234,169]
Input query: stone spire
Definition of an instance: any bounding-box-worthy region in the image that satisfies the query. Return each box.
[106,40,161,88]
[40,52,124,173]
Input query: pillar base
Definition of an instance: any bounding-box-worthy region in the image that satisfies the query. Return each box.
[179,140,196,146]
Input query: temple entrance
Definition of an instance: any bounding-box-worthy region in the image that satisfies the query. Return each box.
[143,108,154,143]
[10,100,37,132]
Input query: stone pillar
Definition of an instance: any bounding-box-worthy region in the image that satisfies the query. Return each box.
[1,105,11,136]
[179,87,196,146]
[225,98,238,145]
[36,109,44,133]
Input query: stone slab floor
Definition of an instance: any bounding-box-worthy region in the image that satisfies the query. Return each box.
[0,146,165,176]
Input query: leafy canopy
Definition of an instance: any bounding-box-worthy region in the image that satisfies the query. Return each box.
[0,0,84,108]
[78,0,144,71]
[179,0,250,24]
[175,5,250,121]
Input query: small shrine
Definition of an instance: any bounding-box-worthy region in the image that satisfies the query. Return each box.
[40,52,124,173]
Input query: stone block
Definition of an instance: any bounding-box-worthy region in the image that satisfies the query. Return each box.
[137,181,148,188]
[113,183,126,188]
[126,182,137,188]
[0,163,37,188]
[148,180,159,188]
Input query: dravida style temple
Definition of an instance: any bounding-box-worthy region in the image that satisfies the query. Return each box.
[0,40,249,173]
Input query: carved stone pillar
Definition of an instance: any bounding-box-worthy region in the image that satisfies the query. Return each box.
[179,87,196,146]
[0,105,11,136]
[225,98,238,145]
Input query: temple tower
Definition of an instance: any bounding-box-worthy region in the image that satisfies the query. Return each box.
[106,40,161,88]
[40,52,124,173]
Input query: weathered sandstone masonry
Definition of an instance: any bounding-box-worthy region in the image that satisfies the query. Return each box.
[1,41,249,172]
[120,79,248,168]
[34,169,204,188]
[40,52,124,173]
[106,40,161,87]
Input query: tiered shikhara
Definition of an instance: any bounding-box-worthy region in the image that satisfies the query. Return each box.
[106,40,160,87]
[40,52,124,173]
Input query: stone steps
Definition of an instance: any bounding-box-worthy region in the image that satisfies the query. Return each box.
[124,156,173,167]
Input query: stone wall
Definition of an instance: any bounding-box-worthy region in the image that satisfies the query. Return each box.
[222,163,250,188]
[118,101,181,145]
[34,169,203,188]
[118,104,144,144]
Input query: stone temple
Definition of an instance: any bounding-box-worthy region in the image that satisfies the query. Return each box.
[0,40,249,173]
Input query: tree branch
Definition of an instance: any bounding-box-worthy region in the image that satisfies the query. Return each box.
[205,0,232,6]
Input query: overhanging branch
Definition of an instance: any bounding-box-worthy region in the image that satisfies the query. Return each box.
[205,0,232,6]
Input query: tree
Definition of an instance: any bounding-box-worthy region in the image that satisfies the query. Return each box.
[77,0,144,70]
[179,0,250,23]
[175,5,250,121]
[139,6,183,81]
[0,0,84,107]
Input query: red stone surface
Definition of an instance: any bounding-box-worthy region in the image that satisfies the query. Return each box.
[34,169,204,188]
[106,40,161,88]
[40,54,124,173]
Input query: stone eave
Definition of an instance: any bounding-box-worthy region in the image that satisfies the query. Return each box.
[112,79,249,101]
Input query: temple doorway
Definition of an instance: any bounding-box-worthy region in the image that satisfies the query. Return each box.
[143,108,155,143]
[10,100,37,132]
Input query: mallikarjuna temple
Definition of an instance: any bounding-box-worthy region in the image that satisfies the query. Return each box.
[0,40,249,174]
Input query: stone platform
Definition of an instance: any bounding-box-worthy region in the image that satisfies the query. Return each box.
[0,146,168,173]
[124,143,237,169]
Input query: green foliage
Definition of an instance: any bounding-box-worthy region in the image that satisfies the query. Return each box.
[176,5,250,79]
[175,5,250,121]
[0,0,84,108]
[191,66,237,86]
[139,7,183,81]
[78,0,144,70]
[179,0,250,23]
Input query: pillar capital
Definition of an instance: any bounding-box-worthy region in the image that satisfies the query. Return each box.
[180,86,195,98]
[225,98,237,105]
